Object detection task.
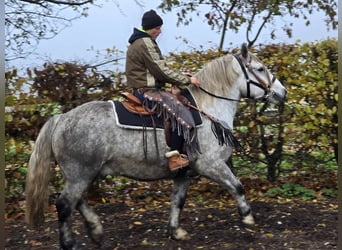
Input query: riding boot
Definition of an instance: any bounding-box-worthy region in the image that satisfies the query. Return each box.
[165,150,189,171]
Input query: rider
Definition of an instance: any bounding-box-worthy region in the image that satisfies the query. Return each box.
[125,9,200,171]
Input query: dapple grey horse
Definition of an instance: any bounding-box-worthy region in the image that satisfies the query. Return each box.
[25,44,287,249]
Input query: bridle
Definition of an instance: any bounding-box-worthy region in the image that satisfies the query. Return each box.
[233,54,276,100]
[199,54,276,102]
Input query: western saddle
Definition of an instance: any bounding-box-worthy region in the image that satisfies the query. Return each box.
[120,92,153,115]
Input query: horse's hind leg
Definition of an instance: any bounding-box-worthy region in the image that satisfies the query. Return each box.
[168,172,192,240]
[77,199,103,244]
[56,181,97,250]
[56,191,80,249]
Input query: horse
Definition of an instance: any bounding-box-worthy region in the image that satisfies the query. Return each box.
[25,44,287,249]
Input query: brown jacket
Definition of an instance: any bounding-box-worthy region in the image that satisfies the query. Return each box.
[125,28,190,89]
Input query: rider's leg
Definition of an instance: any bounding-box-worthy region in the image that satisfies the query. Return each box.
[135,89,190,171]
[133,91,145,103]
[166,132,189,171]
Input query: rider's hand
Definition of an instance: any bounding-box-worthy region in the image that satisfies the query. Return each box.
[190,76,200,88]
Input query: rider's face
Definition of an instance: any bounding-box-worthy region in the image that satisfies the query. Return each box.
[147,26,162,40]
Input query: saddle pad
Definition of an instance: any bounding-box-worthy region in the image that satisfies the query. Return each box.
[113,88,202,130]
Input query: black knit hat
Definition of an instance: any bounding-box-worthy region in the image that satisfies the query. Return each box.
[142,10,163,30]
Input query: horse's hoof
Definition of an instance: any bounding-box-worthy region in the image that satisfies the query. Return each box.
[172,227,191,240]
[242,213,255,225]
[89,224,104,245]
[61,240,83,250]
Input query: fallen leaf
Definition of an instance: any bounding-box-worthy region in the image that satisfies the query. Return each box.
[29,240,43,246]
[266,233,274,238]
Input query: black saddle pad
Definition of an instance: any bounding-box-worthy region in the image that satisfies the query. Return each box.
[114,88,202,129]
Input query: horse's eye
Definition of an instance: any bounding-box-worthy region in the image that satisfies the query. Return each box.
[257,67,264,72]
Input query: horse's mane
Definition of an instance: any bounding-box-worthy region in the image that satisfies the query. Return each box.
[195,54,239,94]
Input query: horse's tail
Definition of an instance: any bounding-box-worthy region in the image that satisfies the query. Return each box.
[25,115,60,228]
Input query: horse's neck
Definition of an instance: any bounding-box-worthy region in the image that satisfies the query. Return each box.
[189,85,240,129]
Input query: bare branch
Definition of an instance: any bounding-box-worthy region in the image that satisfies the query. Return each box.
[247,8,273,47]
[20,0,93,6]
[5,0,95,61]
[158,0,337,48]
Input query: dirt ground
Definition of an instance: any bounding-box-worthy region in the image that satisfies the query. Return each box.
[5,179,338,250]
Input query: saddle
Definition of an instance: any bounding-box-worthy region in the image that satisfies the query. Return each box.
[120,91,172,146]
[120,92,154,115]
[119,90,201,158]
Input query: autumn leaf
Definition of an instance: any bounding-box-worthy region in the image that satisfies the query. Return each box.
[29,240,43,246]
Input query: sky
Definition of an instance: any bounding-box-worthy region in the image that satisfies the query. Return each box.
[8,0,338,71]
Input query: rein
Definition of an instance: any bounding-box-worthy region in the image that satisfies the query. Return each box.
[199,86,240,102]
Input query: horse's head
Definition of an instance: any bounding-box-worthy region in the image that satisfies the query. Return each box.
[235,43,287,105]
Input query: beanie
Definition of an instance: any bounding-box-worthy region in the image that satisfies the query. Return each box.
[141,10,163,30]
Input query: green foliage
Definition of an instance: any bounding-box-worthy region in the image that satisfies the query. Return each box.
[234,40,337,180]
[5,138,31,199]
[166,49,225,72]
[31,62,120,112]
[321,188,338,197]
[264,40,337,156]
[265,183,316,200]
[5,138,31,165]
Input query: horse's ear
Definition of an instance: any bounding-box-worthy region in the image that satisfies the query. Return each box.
[241,43,249,59]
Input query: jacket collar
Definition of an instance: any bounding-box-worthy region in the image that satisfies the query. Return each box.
[128,28,151,44]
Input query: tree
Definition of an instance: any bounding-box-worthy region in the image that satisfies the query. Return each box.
[237,40,338,179]
[158,0,337,50]
[31,61,124,112]
[5,0,94,61]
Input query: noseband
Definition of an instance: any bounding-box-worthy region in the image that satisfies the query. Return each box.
[233,54,276,99]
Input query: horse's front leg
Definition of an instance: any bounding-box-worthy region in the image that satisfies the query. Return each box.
[168,171,192,240]
[201,160,255,225]
[226,160,255,225]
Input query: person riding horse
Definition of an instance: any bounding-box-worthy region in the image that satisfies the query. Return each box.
[125,9,201,171]
[26,40,287,248]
